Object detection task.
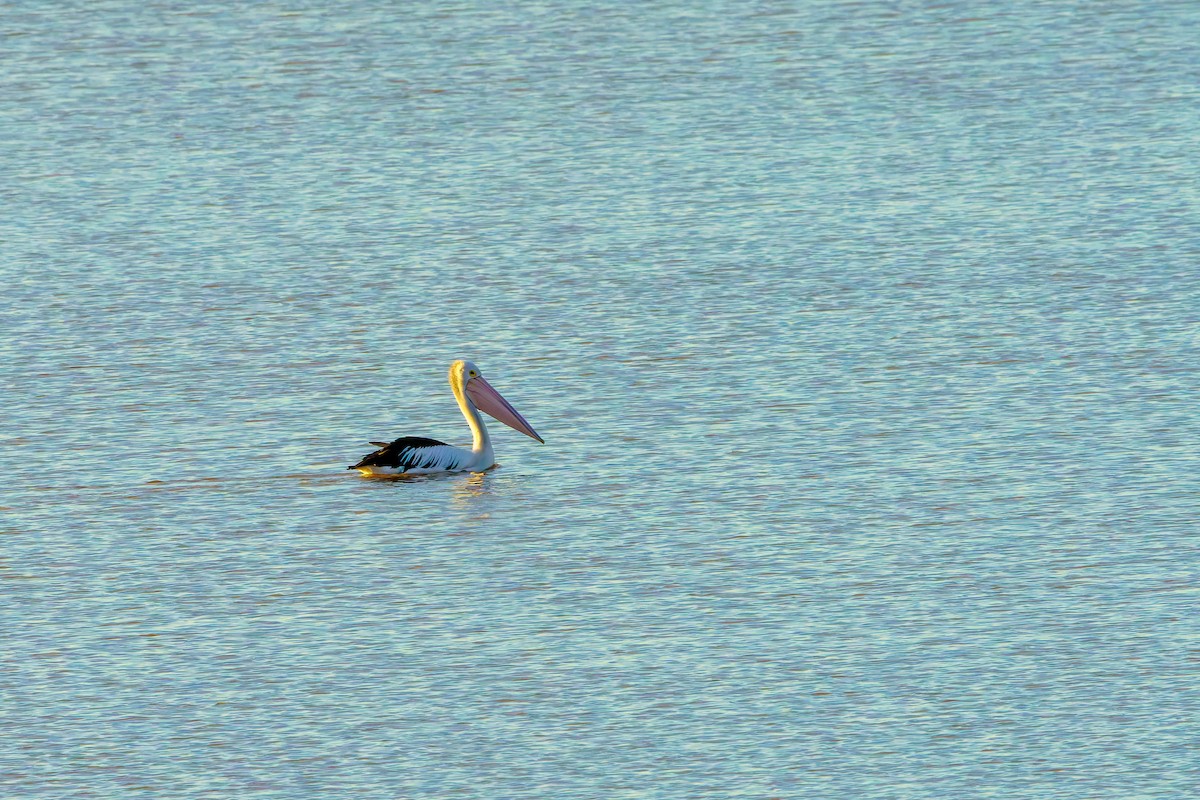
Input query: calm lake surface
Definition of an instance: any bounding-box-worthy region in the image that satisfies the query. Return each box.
[2,1,1198,797]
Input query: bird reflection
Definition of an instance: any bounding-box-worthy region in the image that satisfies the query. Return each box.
[453,471,492,506]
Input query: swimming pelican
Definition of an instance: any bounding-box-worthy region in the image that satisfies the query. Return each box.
[349,360,544,477]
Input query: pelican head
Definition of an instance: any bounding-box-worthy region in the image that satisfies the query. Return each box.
[450,359,544,443]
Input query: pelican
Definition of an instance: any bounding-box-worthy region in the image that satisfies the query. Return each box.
[349,360,544,477]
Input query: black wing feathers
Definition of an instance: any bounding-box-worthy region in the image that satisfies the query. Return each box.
[349,436,451,470]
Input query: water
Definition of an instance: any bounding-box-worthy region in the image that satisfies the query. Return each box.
[3,1,1199,797]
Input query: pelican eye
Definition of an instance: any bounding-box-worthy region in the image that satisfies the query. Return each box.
[469,370,478,377]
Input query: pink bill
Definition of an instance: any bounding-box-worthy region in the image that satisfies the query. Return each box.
[465,376,544,443]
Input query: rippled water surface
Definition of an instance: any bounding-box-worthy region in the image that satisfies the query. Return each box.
[3,1,1199,798]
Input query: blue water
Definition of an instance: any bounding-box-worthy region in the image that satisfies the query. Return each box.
[3,2,1199,797]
